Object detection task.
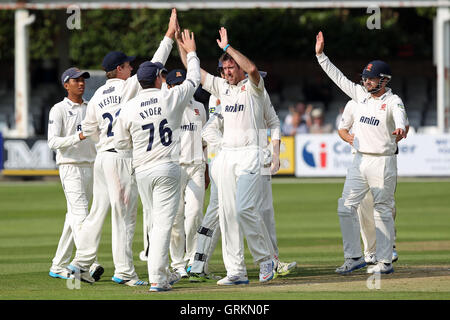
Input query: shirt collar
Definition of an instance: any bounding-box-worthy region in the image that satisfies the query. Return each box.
[367,87,392,101]
[64,97,87,108]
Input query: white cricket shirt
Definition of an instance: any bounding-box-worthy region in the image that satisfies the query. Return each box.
[202,74,268,148]
[48,97,96,165]
[113,51,201,173]
[318,53,408,155]
[81,36,173,153]
[179,99,207,165]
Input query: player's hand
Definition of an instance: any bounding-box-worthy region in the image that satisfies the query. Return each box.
[392,128,406,140]
[347,133,355,145]
[216,27,229,50]
[270,153,280,175]
[315,31,324,55]
[166,8,178,38]
[178,29,196,53]
[79,132,86,140]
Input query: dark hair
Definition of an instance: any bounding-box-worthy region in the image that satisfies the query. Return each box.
[139,80,156,89]
[219,53,240,69]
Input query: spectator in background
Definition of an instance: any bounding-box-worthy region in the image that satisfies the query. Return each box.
[309,108,333,134]
[304,74,333,111]
[282,102,311,135]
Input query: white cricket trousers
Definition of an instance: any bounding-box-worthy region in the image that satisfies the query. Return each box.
[136,162,181,284]
[50,164,94,272]
[358,192,397,256]
[190,158,221,274]
[71,151,138,279]
[338,152,396,263]
[170,163,206,271]
[259,174,279,257]
[217,147,272,277]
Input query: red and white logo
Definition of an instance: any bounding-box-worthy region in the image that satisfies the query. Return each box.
[194,108,200,116]
[380,104,386,111]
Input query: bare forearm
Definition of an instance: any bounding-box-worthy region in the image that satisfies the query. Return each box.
[225,46,260,84]
[338,129,353,144]
[272,139,280,156]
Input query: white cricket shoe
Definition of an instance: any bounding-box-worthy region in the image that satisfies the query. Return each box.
[217,275,249,286]
[111,277,149,286]
[364,253,377,265]
[168,271,182,285]
[149,283,172,292]
[67,264,95,284]
[49,269,72,280]
[274,261,297,278]
[174,268,189,278]
[392,246,398,263]
[335,257,366,275]
[367,262,394,274]
[259,259,275,282]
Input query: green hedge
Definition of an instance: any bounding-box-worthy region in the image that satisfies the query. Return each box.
[0,8,435,69]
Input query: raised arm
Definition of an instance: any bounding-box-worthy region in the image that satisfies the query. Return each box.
[176,28,209,85]
[216,27,260,86]
[315,31,364,101]
[150,8,177,65]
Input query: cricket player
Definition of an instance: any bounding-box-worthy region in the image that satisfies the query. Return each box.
[196,82,297,282]
[189,63,296,282]
[165,69,208,278]
[197,27,276,285]
[315,31,408,275]
[113,29,201,292]
[188,70,224,282]
[67,9,179,285]
[48,67,103,281]
[339,99,408,265]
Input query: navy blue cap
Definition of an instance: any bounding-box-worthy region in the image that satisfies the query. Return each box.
[137,61,166,83]
[61,67,90,86]
[362,60,392,79]
[102,51,135,72]
[166,69,186,85]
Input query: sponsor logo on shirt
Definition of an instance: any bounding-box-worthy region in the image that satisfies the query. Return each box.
[194,108,200,116]
[360,116,380,126]
[103,86,115,95]
[180,122,198,131]
[224,104,244,113]
[380,104,386,111]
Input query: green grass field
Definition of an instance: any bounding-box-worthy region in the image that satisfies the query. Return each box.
[0,178,449,301]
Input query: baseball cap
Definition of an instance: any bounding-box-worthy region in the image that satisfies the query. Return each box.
[136,61,166,83]
[61,67,90,86]
[102,51,136,72]
[362,60,392,79]
[166,69,186,85]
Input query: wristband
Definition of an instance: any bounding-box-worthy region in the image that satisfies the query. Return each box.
[223,44,230,52]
